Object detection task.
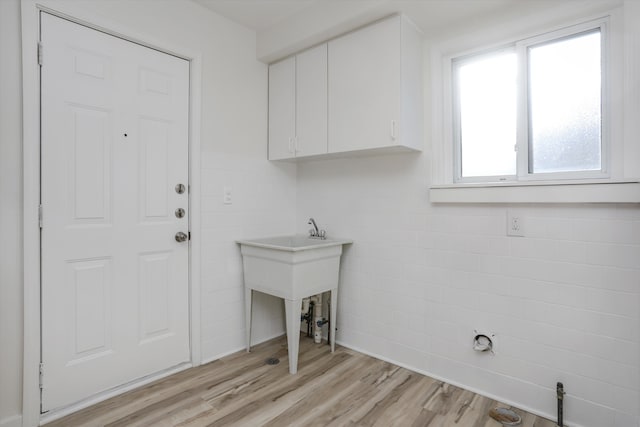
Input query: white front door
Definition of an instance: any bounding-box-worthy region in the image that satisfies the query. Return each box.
[40,13,190,412]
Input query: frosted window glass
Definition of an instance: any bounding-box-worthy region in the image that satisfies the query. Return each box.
[458,52,517,178]
[529,31,602,173]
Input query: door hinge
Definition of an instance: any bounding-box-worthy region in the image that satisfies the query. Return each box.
[38,204,43,229]
[37,42,43,66]
[188,231,191,241]
[39,362,44,389]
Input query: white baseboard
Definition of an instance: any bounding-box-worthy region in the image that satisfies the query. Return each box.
[0,415,22,427]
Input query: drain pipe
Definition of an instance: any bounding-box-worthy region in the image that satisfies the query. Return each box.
[307,301,314,337]
[557,382,565,427]
[300,298,313,337]
[311,294,323,343]
[326,299,331,347]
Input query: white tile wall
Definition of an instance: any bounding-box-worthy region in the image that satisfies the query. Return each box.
[296,153,640,427]
[200,151,296,361]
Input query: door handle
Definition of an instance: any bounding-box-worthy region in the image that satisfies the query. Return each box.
[175,232,188,242]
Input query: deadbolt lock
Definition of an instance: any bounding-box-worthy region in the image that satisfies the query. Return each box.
[175,183,186,194]
[175,208,185,218]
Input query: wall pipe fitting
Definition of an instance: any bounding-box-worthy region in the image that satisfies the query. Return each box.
[557,382,565,427]
[472,331,494,353]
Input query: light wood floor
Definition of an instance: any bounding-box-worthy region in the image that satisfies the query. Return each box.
[45,335,557,427]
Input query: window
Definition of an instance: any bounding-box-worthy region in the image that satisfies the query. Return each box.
[452,21,606,183]
[454,49,517,179]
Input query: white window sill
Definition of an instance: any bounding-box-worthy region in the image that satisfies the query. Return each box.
[429,180,640,203]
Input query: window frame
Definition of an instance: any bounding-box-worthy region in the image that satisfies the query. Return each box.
[451,18,610,184]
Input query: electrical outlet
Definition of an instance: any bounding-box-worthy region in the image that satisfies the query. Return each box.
[223,186,232,205]
[507,209,525,237]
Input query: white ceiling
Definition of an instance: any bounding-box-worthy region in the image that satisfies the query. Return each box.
[194,0,322,32]
[193,0,514,60]
[192,0,564,34]
[193,0,620,62]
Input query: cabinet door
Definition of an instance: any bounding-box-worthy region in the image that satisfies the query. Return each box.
[328,16,401,153]
[268,57,295,160]
[296,44,327,158]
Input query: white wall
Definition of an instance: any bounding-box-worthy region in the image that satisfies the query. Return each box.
[3,1,638,426]
[297,154,640,427]
[200,151,295,358]
[0,0,24,425]
[1,0,294,424]
[295,3,640,424]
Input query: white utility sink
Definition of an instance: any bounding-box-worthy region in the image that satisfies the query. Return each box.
[237,235,352,374]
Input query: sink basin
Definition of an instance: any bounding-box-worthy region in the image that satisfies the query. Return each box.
[237,234,352,374]
[236,235,352,300]
[236,235,352,251]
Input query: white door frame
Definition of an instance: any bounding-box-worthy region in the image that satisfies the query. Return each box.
[21,2,203,425]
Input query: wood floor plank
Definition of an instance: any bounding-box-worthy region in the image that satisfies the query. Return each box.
[46,339,288,427]
[44,334,557,427]
[300,359,395,426]
[260,353,380,427]
[204,352,357,426]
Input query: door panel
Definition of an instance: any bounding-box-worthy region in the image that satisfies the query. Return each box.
[69,258,112,358]
[41,12,190,412]
[139,118,171,219]
[70,106,111,221]
[139,251,171,341]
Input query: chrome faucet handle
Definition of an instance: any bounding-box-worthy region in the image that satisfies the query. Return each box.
[318,230,326,239]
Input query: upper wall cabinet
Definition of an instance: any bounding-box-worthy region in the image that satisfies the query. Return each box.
[268,14,422,161]
[328,15,422,154]
[268,44,328,160]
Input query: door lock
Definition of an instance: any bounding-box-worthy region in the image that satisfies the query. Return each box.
[175,232,188,242]
[175,183,186,194]
[175,208,185,218]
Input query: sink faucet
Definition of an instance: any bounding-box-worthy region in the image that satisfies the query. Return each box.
[308,218,326,239]
[308,218,319,235]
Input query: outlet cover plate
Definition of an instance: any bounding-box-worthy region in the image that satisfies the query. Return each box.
[223,186,232,205]
[507,209,525,237]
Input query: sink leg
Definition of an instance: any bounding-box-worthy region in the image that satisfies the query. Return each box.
[245,288,252,352]
[330,288,337,353]
[284,298,301,374]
